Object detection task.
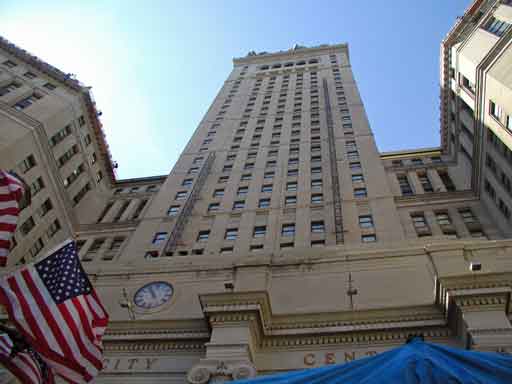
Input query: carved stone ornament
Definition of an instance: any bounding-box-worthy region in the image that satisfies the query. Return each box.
[187,361,257,384]
[187,366,211,384]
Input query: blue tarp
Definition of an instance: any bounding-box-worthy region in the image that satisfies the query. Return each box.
[232,338,512,384]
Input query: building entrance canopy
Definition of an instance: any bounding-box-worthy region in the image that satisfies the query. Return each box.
[232,338,512,384]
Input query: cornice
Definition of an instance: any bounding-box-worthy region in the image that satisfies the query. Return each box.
[0,35,116,184]
[104,340,206,353]
[262,327,452,349]
[380,148,441,160]
[199,291,446,337]
[394,190,478,206]
[233,44,349,65]
[438,272,512,291]
[77,221,139,234]
[104,319,210,341]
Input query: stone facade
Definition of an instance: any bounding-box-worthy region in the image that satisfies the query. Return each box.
[1,0,512,383]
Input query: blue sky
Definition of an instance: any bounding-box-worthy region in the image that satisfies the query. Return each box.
[1,1,470,179]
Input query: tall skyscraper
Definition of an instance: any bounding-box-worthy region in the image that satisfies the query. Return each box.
[1,0,512,383]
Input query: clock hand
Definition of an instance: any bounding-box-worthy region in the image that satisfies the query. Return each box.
[149,286,157,299]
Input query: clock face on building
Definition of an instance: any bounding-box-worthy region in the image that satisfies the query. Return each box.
[134,282,173,310]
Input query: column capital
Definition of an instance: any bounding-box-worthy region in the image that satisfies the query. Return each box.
[187,359,257,384]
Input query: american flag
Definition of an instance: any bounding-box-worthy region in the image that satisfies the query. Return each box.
[0,332,55,384]
[0,170,24,267]
[0,240,109,383]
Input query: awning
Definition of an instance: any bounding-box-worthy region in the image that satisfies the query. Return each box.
[232,337,512,384]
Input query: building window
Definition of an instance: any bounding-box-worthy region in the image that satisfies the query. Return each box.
[310,193,323,204]
[14,93,43,110]
[24,71,36,79]
[489,100,503,120]
[84,238,106,260]
[351,174,364,183]
[30,177,45,196]
[37,199,53,218]
[0,81,21,96]
[285,195,297,206]
[213,189,225,198]
[311,167,322,174]
[285,182,297,192]
[182,178,193,187]
[359,215,374,229]
[250,244,264,251]
[258,198,270,208]
[112,200,130,222]
[43,82,57,90]
[72,183,91,205]
[287,169,299,177]
[225,228,238,240]
[261,184,273,193]
[18,154,37,174]
[2,60,17,68]
[411,158,423,166]
[347,151,359,161]
[197,230,210,241]
[152,232,167,244]
[57,145,79,167]
[397,174,414,196]
[236,186,248,196]
[311,220,325,233]
[361,234,377,243]
[240,174,252,181]
[354,188,367,198]
[20,216,36,236]
[264,171,275,180]
[220,247,233,254]
[411,213,431,236]
[311,179,322,191]
[253,226,266,238]
[244,162,255,170]
[218,176,229,184]
[459,208,477,223]
[435,211,452,226]
[208,202,220,212]
[349,162,362,172]
[233,200,245,210]
[223,165,233,173]
[417,172,433,192]
[281,223,295,237]
[483,16,510,37]
[188,167,199,175]
[132,199,148,219]
[168,205,180,216]
[28,238,44,259]
[175,191,188,200]
[438,171,455,192]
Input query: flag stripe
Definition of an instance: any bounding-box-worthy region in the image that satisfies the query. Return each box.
[0,281,35,339]
[17,272,64,355]
[24,270,92,377]
[0,333,43,384]
[63,300,103,368]
[0,240,108,383]
[0,170,24,267]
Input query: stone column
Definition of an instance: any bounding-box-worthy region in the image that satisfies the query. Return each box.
[407,171,423,195]
[427,169,446,193]
[187,292,267,383]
